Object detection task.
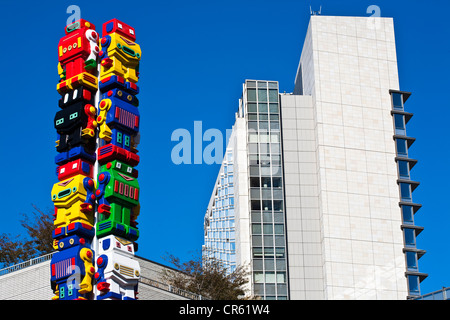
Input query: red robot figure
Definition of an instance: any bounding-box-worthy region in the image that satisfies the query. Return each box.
[57,19,100,94]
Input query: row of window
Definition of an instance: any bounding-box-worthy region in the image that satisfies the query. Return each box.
[247,88,279,103]
[391,91,424,297]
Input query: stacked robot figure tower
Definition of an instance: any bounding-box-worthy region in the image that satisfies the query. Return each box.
[50,18,142,300]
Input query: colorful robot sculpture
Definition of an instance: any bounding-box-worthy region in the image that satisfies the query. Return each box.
[51,18,142,300]
[95,160,140,241]
[51,18,99,301]
[94,235,140,300]
[50,233,95,300]
[57,19,99,94]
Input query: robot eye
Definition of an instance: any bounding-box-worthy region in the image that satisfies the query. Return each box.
[64,93,69,104]
[56,118,64,125]
[129,29,134,35]
[73,89,78,100]
[72,162,78,169]
[69,112,78,120]
[127,167,132,174]
[60,168,66,174]
[116,162,122,169]
[118,23,123,29]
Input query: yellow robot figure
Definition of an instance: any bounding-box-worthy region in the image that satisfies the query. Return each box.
[51,174,96,231]
[99,32,141,84]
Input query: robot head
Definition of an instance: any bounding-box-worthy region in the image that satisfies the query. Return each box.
[98,235,136,255]
[65,19,96,35]
[59,86,95,109]
[102,159,138,178]
[102,19,136,42]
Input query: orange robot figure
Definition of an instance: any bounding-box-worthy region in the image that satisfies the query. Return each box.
[57,19,100,94]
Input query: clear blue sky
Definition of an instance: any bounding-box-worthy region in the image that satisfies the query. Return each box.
[0,0,448,295]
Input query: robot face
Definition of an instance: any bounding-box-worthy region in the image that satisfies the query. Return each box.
[57,234,89,250]
[57,158,93,180]
[100,235,135,255]
[101,88,139,107]
[103,160,138,178]
[54,103,87,131]
[59,86,95,109]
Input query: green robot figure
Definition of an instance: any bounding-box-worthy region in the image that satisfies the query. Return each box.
[96,159,140,241]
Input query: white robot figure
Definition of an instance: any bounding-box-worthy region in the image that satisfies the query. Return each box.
[94,235,140,300]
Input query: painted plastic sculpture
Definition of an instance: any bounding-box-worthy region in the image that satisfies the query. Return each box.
[51,174,96,233]
[99,19,141,84]
[51,18,141,300]
[95,160,140,241]
[50,234,95,300]
[94,235,140,300]
[57,19,100,94]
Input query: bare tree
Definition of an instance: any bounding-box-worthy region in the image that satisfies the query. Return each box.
[162,251,251,300]
[0,204,55,267]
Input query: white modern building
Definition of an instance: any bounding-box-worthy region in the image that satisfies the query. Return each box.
[203,15,426,300]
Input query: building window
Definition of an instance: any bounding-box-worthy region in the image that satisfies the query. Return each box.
[398,161,410,179]
[248,89,257,102]
[400,183,412,202]
[406,251,418,271]
[402,205,414,224]
[392,93,404,110]
[404,228,416,247]
[408,275,420,295]
[396,139,408,157]
[394,114,406,136]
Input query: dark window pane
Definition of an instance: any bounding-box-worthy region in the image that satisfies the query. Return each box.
[396,139,408,157]
[392,93,403,110]
[398,161,410,179]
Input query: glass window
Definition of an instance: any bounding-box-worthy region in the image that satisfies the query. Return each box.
[394,114,406,135]
[259,121,269,130]
[404,228,416,247]
[408,275,420,295]
[396,139,408,157]
[259,103,268,113]
[248,103,257,113]
[392,93,403,110]
[247,81,256,88]
[253,247,263,258]
[251,177,261,187]
[254,272,264,283]
[398,161,410,179]
[269,103,279,114]
[402,205,414,224]
[249,143,258,154]
[257,81,267,88]
[265,272,276,283]
[406,251,418,271]
[270,121,280,131]
[400,183,412,202]
[249,133,258,143]
[263,224,273,234]
[261,177,271,188]
[248,89,256,102]
[258,89,267,102]
[276,272,286,283]
[268,82,278,89]
[269,89,278,102]
[274,224,284,235]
